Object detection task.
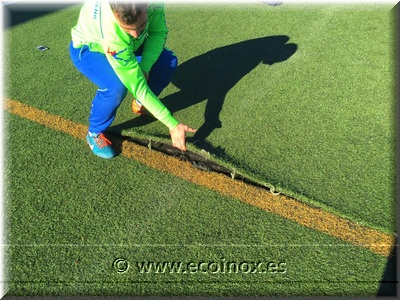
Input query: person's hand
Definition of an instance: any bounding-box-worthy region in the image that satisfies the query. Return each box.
[170,123,197,151]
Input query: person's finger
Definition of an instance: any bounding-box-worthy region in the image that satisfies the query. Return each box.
[186,127,197,133]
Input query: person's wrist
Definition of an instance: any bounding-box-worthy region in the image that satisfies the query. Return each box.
[168,121,180,132]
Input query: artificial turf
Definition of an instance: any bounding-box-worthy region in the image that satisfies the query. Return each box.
[4,113,392,296]
[4,3,395,234]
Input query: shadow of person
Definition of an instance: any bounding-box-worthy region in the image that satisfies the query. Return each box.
[376,242,397,296]
[111,35,297,153]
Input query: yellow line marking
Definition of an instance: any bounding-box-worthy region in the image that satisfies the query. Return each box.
[5,98,396,257]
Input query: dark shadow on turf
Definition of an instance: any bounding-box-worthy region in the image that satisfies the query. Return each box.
[377,241,398,296]
[3,3,74,29]
[110,35,297,156]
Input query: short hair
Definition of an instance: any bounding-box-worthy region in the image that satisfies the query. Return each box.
[110,1,149,25]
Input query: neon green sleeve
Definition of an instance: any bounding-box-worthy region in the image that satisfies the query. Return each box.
[138,4,168,73]
[109,48,179,130]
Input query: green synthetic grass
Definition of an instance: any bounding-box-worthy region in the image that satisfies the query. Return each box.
[4,3,396,235]
[121,4,397,235]
[4,113,391,296]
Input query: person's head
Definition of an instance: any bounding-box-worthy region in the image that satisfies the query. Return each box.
[110,1,149,38]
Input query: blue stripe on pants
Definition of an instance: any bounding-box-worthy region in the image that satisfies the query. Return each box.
[69,41,178,133]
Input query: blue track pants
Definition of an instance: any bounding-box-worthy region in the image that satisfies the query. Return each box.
[69,41,178,133]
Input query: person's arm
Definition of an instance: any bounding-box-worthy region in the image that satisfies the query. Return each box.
[106,41,178,129]
[106,43,196,150]
[139,4,168,74]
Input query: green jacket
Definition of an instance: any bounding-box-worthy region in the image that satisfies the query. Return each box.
[71,0,179,130]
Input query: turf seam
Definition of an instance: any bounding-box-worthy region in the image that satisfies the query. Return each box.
[4,98,396,258]
[114,134,277,190]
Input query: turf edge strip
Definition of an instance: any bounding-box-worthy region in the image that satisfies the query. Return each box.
[4,98,396,258]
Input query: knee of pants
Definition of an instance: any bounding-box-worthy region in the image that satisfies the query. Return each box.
[156,48,178,71]
[96,84,128,106]
[147,49,178,96]
[167,49,178,70]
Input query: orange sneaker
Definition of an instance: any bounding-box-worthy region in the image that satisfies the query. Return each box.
[132,99,150,115]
